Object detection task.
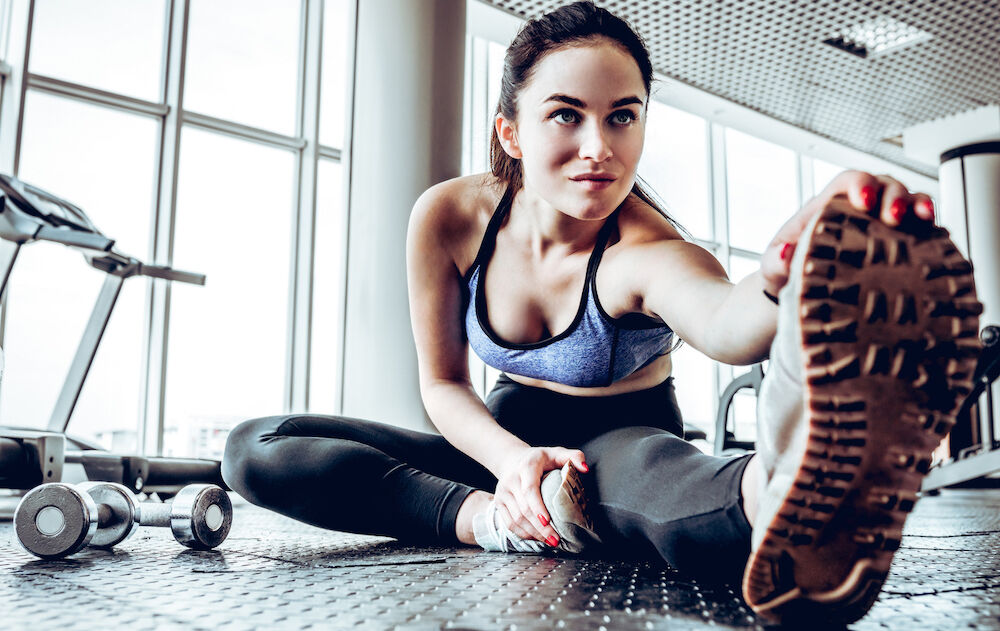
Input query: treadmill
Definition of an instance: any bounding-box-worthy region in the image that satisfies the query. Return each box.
[0,174,226,517]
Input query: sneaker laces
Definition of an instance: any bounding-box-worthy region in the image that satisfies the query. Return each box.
[472,500,547,553]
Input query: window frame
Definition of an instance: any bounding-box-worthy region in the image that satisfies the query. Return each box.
[0,0,357,456]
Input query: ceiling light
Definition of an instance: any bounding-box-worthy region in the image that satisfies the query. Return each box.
[824,17,932,59]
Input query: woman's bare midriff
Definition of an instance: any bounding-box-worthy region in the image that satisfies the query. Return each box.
[503,353,673,396]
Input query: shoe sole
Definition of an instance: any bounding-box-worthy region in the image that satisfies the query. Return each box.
[743,198,983,625]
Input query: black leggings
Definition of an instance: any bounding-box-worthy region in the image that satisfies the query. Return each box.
[223,374,753,580]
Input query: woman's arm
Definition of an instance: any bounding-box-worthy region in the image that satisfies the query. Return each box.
[405,181,527,474]
[406,180,586,546]
[624,239,776,365]
[632,171,937,364]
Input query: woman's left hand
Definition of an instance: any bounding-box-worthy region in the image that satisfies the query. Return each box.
[759,170,937,296]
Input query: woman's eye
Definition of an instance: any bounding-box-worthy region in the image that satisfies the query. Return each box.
[611,111,636,125]
[552,110,580,124]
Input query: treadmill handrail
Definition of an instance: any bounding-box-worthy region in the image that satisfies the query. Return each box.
[138,264,206,286]
[0,174,101,234]
[36,224,115,251]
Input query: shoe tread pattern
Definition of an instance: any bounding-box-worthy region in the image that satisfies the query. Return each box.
[743,200,982,625]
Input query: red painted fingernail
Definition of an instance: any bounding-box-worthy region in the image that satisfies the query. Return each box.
[890,198,906,222]
[538,514,549,527]
[547,535,559,547]
[923,199,935,221]
[861,186,875,209]
[780,243,792,261]
[580,462,589,473]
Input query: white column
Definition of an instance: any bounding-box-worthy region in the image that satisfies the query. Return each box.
[939,141,1000,443]
[939,143,1000,329]
[340,0,466,431]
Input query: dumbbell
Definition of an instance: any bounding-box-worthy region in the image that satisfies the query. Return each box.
[13,482,232,559]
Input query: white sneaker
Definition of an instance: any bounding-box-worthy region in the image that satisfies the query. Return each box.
[744,196,982,624]
[473,463,602,554]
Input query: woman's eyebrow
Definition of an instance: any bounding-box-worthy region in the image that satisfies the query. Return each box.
[612,96,643,108]
[543,94,644,108]
[545,93,586,107]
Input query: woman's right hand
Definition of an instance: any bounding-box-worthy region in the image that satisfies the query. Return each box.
[493,446,589,546]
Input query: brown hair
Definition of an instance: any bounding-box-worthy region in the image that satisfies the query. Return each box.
[489,1,685,234]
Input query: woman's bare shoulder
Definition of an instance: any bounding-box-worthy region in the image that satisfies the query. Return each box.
[414,173,501,225]
[410,173,505,269]
[615,191,686,246]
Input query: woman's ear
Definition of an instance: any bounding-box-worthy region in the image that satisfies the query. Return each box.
[495,114,523,159]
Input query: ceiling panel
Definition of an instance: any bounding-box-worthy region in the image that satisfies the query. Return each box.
[481,0,1000,177]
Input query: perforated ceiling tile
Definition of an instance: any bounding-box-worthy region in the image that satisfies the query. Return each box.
[481,0,1000,177]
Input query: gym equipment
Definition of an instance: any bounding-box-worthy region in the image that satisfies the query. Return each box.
[0,173,204,432]
[0,174,225,517]
[713,363,763,455]
[714,330,1000,491]
[922,324,1000,491]
[13,482,232,559]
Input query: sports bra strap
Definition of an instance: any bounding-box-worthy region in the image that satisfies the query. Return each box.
[463,185,514,282]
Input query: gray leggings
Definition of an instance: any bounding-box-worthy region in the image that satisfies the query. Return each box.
[223,374,753,581]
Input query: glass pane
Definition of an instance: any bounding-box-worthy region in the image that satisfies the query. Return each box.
[487,41,506,125]
[468,352,487,400]
[309,160,344,413]
[728,252,760,285]
[813,158,845,196]
[732,391,758,442]
[165,127,296,459]
[638,101,711,240]
[1,93,158,450]
[185,0,301,135]
[670,343,715,435]
[319,0,350,148]
[29,0,167,102]
[726,128,799,253]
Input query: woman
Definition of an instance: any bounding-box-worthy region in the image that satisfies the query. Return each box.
[223,2,978,624]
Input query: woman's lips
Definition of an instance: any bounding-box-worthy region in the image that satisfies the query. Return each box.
[571,175,615,191]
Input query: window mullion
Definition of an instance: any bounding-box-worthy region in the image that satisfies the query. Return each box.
[289,0,322,413]
[0,0,32,413]
[799,154,814,204]
[141,0,189,457]
[708,121,730,442]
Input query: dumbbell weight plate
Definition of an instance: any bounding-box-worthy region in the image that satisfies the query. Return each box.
[77,481,140,549]
[13,483,97,559]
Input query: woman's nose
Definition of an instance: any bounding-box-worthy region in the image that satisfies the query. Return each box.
[578,122,613,162]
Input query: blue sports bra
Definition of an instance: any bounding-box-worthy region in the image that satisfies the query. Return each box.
[463,188,676,388]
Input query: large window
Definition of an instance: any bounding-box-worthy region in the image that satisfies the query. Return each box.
[462,35,506,399]
[28,0,167,101]
[813,158,846,196]
[309,160,345,413]
[638,100,712,240]
[185,0,301,135]
[163,129,296,457]
[1,93,158,451]
[0,1,354,458]
[726,128,800,254]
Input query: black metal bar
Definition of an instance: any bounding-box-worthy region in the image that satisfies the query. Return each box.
[985,385,996,449]
[0,241,20,301]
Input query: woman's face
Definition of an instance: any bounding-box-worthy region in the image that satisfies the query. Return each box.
[499,40,647,221]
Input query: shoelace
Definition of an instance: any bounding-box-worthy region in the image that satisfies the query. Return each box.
[477,501,547,553]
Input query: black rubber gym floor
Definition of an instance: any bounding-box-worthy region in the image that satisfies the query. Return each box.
[2,488,999,630]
